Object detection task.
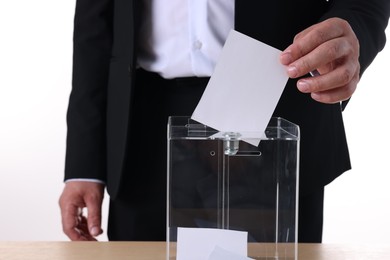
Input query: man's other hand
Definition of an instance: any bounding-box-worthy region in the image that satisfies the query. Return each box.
[59,181,104,241]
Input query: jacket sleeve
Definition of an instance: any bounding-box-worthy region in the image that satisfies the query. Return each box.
[321,0,390,76]
[64,0,114,182]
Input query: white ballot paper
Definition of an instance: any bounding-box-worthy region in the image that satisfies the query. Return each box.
[191,30,289,145]
[176,227,248,260]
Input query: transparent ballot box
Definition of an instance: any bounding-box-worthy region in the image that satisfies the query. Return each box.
[167,116,300,259]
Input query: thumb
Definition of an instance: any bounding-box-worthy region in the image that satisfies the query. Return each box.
[85,195,103,237]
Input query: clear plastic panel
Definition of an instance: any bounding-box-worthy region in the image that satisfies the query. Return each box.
[167,116,300,259]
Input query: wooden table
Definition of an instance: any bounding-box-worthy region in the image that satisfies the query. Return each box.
[0,241,389,259]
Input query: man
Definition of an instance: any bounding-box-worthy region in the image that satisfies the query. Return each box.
[59,0,390,242]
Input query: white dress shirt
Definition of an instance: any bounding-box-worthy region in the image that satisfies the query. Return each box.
[67,0,234,184]
[137,0,235,79]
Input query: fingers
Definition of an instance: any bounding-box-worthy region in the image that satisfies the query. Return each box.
[297,57,359,92]
[59,181,104,241]
[281,18,358,78]
[62,207,96,241]
[77,213,98,241]
[60,202,87,241]
[285,37,355,78]
[85,194,103,237]
[280,18,360,103]
[294,59,359,104]
[309,64,360,103]
[281,19,347,65]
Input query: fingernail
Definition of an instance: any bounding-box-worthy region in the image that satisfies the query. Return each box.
[90,227,100,236]
[287,66,298,78]
[297,80,310,92]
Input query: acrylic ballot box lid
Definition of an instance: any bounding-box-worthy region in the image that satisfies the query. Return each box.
[167,116,300,259]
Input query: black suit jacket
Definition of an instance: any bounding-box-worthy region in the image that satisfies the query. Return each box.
[65,0,390,198]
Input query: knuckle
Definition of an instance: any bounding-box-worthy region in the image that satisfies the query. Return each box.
[340,67,353,84]
[294,31,303,42]
[338,19,350,31]
[86,193,102,204]
[299,59,313,73]
[344,82,356,97]
[345,40,358,58]
[311,27,327,45]
[331,17,349,32]
[293,41,306,58]
[326,44,339,60]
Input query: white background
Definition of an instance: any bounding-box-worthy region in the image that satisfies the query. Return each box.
[0,1,389,243]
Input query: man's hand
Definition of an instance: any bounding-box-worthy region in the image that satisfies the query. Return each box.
[59,181,104,241]
[280,17,360,104]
